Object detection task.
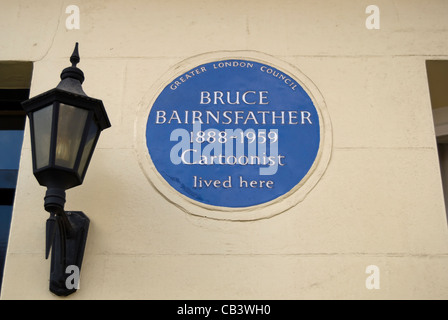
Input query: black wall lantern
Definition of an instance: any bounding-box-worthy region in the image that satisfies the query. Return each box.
[21,43,111,296]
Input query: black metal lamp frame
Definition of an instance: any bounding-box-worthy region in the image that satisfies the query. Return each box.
[21,43,111,296]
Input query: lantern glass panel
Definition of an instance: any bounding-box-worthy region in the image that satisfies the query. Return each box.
[77,120,99,177]
[33,105,53,169]
[55,104,88,169]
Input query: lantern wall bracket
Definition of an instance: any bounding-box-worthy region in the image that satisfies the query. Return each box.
[44,188,89,296]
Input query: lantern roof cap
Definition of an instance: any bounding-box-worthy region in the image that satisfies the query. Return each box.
[57,43,86,95]
[21,43,111,131]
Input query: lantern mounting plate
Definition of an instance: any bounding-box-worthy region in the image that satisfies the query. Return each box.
[47,210,90,296]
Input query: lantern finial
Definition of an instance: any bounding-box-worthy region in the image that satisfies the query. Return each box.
[58,42,86,94]
[59,42,85,85]
[70,42,80,67]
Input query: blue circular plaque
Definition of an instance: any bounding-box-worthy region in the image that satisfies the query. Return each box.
[145,57,327,211]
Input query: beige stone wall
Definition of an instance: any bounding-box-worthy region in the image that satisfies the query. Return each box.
[1,0,448,299]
